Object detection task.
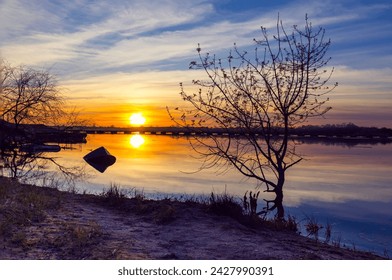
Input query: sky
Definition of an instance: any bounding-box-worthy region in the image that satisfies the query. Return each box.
[1,0,391,127]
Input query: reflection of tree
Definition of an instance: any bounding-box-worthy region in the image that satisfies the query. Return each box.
[0,61,85,183]
[291,123,392,147]
[296,137,392,148]
[1,141,84,183]
[170,17,336,219]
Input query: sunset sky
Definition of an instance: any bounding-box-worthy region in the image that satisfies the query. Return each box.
[1,0,391,127]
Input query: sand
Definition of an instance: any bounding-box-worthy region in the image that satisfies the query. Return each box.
[0,178,384,260]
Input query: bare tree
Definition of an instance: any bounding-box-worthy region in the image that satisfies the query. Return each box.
[169,16,337,218]
[0,63,64,128]
[0,62,85,182]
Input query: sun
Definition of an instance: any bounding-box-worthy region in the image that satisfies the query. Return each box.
[129,113,146,126]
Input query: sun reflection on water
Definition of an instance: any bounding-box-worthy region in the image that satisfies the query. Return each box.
[129,134,145,149]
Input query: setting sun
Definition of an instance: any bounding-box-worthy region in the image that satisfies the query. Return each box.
[129,113,146,126]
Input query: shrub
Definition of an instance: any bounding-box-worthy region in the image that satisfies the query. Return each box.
[100,183,127,206]
[208,192,244,220]
[305,216,323,241]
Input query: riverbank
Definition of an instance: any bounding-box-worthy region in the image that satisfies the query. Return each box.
[0,177,384,260]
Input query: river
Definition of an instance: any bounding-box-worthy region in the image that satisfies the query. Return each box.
[50,134,392,257]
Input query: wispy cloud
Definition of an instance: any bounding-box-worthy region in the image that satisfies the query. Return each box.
[3,0,389,74]
[1,0,391,126]
[1,0,214,68]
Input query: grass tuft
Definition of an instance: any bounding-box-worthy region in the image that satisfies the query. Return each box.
[0,177,65,253]
[100,183,128,206]
[208,192,244,220]
[66,221,103,248]
[324,221,332,244]
[305,216,323,241]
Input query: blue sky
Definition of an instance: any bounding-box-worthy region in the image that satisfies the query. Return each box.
[1,0,391,127]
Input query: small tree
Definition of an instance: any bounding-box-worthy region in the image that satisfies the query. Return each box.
[0,63,64,128]
[0,62,84,181]
[170,16,336,218]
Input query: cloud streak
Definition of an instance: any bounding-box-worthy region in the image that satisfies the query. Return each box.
[1,0,214,68]
[2,0,389,71]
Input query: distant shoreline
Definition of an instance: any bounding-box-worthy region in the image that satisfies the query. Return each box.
[3,118,391,145]
[65,123,392,143]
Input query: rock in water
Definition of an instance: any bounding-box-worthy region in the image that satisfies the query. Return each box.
[83,146,116,173]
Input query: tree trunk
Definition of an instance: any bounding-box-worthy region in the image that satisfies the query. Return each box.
[274,189,284,220]
[274,170,285,219]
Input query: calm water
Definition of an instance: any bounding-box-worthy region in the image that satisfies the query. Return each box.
[53,134,392,256]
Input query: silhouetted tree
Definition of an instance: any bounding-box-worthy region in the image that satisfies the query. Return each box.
[0,61,84,181]
[170,16,337,219]
[0,63,64,128]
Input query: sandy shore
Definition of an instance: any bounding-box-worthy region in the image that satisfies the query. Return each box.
[0,177,384,260]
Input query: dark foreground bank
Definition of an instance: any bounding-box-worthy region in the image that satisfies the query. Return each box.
[0,177,385,260]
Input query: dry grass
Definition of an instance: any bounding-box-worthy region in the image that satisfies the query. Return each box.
[153,203,176,224]
[324,221,332,244]
[0,177,108,259]
[205,191,300,232]
[99,184,177,225]
[63,221,103,248]
[208,192,244,219]
[0,178,386,260]
[100,183,128,206]
[263,215,299,232]
[0,177,62,242]
[305,216,323,241]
